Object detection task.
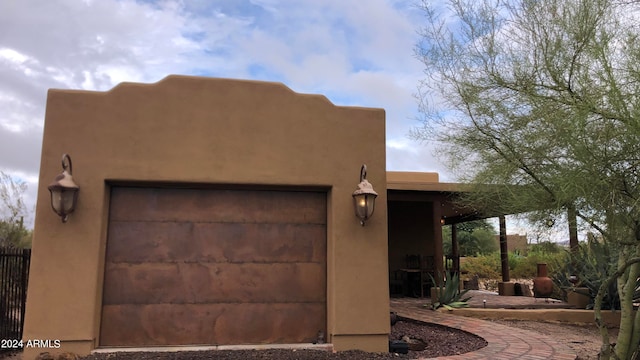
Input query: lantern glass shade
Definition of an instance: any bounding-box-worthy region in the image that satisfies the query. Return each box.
[49,186,79,220]
[353,193,376,223]
[352,164,378,226]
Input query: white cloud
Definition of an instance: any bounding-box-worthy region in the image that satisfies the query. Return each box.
[0,0,448,225]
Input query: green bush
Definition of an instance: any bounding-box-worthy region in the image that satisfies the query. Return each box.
[511,250,566,279]
[529,241,564,254]
[461,247,567,286]
[461,253,501,279]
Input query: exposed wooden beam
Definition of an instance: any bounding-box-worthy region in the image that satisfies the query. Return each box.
[499,216,510,282]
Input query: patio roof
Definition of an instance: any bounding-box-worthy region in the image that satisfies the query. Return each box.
[386,171,481,224]
[386,171,470,193]
[387,171,535,224]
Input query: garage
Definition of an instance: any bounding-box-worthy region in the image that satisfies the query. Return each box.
[99,186,327,347]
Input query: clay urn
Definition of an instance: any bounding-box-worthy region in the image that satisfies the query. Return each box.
[533,263,554,298]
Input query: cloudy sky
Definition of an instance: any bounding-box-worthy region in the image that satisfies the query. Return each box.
[1,0,447,216]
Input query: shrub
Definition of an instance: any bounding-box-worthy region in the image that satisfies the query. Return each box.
[511,249,566,279]
[460,253,501,279]
[428,271,471,310]
[461,248,568,291]
[529,241,564,254]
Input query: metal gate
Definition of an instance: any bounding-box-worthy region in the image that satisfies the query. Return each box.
[0,247,31,348]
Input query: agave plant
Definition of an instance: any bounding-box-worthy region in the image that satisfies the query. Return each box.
[550,239,640,310]
[427,271,471,310]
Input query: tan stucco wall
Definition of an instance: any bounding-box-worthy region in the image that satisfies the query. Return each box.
[387,171,439,186]
[24,75,388,356]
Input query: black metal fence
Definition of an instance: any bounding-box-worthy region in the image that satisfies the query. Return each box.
[0,247,31,347]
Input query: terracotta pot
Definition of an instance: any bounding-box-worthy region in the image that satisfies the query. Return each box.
[533,263,553,298]
[567,287,591,309]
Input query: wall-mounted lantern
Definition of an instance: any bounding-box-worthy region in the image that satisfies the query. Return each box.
[48,154,79,223]
[352,164,378,226]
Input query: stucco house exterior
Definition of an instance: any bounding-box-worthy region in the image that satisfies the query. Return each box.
[24,75,480,357]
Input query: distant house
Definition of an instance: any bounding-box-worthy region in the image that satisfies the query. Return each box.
[495,234,529,254]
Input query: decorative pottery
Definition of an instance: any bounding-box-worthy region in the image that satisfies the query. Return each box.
[567,287,591,309]
[533,263,554,298]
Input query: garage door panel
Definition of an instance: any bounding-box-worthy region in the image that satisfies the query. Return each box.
[100,303,326,346]
[106,222,326,263]
[109,188,326,224]
[103,262,326,304]
[102,187,327,347]
[105,221,197,263]
[194,223,327,263]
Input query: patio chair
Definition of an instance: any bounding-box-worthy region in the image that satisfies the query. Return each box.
[404,254,435,297]
[389,270,405,297]
[406,254,421,269]
[420,255,436,297]
[402,254,420,297]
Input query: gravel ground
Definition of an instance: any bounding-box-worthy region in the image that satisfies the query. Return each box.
[0,318,485,360]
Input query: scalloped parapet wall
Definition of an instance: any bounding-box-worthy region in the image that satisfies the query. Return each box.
[25,74,389,357]
[53,74,338,105]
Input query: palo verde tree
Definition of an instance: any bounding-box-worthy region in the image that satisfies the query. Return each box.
[0,171,30,248]
[414,0,640,358]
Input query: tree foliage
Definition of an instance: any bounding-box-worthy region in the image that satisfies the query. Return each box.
[442,219,498,255]
[415,0,640,358]
[0,171,30,248]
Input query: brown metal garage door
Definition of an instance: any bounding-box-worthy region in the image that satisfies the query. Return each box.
[100,187,327,347]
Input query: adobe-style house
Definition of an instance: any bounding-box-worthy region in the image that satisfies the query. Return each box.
[24,76,388,357]
[23,75,491,357]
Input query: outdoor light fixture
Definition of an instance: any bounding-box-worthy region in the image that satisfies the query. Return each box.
[48,154,79,223]
[352,164,378,226]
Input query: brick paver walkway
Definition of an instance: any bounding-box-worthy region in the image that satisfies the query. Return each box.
[391,298,577,360]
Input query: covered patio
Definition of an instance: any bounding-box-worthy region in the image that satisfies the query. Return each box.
[385,171,577,297]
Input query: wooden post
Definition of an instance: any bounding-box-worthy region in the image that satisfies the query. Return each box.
[499,215,509,282]
[451,224,459,273]
[568,206,579,252]
[432,201,444,276]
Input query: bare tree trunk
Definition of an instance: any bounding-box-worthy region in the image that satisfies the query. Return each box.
[595,278,613,359]
[596,255,640,359]
[615,247,640,360]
